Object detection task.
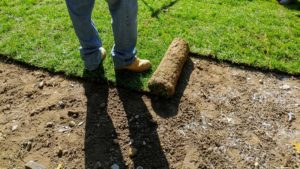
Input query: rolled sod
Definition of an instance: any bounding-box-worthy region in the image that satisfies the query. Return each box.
[148,38,189,97]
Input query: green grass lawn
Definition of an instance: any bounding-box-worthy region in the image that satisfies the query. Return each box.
[1,0,299,90]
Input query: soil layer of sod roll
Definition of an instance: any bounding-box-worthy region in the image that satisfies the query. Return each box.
[148,38,189,97]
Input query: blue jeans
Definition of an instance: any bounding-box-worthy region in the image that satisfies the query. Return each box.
[65,0,137,70]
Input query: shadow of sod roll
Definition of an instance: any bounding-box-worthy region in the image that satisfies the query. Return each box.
[148,38,190,98]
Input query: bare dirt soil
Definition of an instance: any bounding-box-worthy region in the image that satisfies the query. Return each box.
[0,56,299,169]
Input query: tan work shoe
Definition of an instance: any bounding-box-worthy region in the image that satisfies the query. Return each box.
[100,47,107,61]
[117,57,152,73]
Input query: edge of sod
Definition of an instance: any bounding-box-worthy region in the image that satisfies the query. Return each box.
[1,49,298,95]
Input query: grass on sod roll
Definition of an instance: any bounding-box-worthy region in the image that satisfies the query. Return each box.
[0,0,299,90]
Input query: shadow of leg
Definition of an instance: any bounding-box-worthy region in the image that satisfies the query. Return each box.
[83,81,125,168]
[140,0,180,18]
[116,72,169,169]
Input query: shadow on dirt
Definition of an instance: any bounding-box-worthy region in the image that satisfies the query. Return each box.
[115,72,170,168]
[83,82,127,168]
[82,68,172,168]
[83,66,126,168]
[82,57,194,168]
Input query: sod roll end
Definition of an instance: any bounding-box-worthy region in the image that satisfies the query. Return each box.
[148,38,189,97]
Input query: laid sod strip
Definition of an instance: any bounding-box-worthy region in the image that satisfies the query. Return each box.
[1,0,299,91]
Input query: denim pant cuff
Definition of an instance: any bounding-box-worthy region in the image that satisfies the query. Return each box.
[80,48,101,71]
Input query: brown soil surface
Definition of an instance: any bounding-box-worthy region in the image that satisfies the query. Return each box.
[0,57,299,169]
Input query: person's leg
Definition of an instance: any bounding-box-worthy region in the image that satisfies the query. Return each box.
[107,0,138,69]
[65,0,103,71]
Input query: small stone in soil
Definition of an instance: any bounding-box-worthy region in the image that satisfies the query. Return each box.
[46,140,51,147]
[63,150,68,155]
[94,161,102,169]
[58,101,65,108]
[113,139,119,144]
[25,161,46,169]
[46,122,54,128]
[12,124,18,131]
[78,121,84,126]
[3,104,11,110]
[26,141,32,151]
[280,84,291,90]
[60,116,66,120]
[22,141,31,151]
[69,121,76,127]
[288,112,295,122]
[67,111,79,118]
[255,162,259,167]
[56,163,63,169]
[129,146,137,157]
[25,92,34,98]
[100,103,106,108]
[129,139,133,145]
[57,148,63,158]
[38,81,44,89]
[111,164,119,169]
[0,133,4,140]
[149,119,157,125]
